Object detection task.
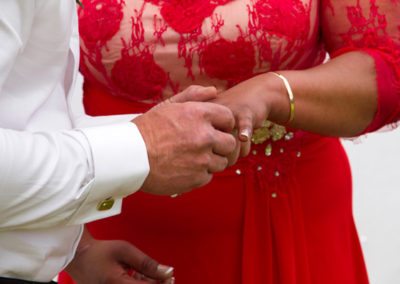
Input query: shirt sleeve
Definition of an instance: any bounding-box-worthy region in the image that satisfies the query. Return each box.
[321,0,400,133]
[0,1,149,230]
[0,1,33,92]
[0,125,149,230]
[69,73,140,127]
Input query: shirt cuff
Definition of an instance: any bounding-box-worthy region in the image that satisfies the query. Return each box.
[67,122,149,224]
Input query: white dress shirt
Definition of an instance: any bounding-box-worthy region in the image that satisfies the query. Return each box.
[0,1,149,281]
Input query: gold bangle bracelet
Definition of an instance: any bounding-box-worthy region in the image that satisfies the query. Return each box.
[270,72,295,124]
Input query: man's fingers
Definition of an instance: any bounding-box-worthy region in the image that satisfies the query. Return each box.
[226,139,241,166]
[237,110,253,157]
[191,171,213,189]
[211,130,237,157]
[203,103,235,133]
[208,155,229,173]
[117,242,174,281]
[169,85,217,103]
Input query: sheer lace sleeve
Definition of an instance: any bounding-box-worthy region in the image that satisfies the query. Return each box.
[321,0,400,133]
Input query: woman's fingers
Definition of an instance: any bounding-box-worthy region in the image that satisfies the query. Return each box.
[240,140,251,157]
[236,108,254,143]
[116,242,174,281]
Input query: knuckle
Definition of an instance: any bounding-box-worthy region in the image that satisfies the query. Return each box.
[186,85,199,94]
[239,111,253,124]
[195,130,214,148]
[198,154,211,169]
[182,102,201,118]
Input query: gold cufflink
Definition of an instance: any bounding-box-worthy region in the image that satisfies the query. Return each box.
[97,197,115,211]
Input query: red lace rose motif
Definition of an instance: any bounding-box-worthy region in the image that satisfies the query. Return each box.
[339,0,400,120]
[78,0,125,92]
[111,50,167,101]
[109,3,168,101]
[161,0,218,33]
[342,0,393,48]
[248,0,311,70]
[199,38,256,86]
[159,0,234,81]
[79,0,169,102]
[79,0,124,49]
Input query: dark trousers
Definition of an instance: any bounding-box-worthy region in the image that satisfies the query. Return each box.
[0,277,56,284]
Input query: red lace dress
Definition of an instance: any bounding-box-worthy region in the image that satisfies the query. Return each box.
[60,0,400,283]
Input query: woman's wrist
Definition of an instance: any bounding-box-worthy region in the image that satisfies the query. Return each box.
[261,72,294,125]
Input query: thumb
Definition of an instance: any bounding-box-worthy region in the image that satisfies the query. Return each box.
[118,242,174,281]
[169,85,217,103]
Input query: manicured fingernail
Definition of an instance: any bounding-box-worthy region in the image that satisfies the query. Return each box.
[171,277,176,284]
[239,129,251,141]
[157,264,174,276]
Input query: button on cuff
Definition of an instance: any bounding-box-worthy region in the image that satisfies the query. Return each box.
[97,197,115,211]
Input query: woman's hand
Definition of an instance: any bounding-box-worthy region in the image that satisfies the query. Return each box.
[211,73,290,156]
[65,229,174,284]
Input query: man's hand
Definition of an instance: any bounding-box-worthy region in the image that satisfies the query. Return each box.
[133,86,237,195]
[65,229,174,284]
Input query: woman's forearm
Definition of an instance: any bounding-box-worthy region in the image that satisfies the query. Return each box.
[268,51,378,137]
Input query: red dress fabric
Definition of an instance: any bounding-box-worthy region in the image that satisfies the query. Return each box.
[60,0,400,283]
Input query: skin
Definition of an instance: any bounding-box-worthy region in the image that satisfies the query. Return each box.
[134,85,238,196]
[65,229,175,284]
[213,51,378,150]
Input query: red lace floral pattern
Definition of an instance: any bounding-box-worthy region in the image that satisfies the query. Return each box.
[78,0,400,116]
[78,0,322,102]
[69,4,400,284]
[79,0,124,48]
[160,0,230,33]
[199,38,256,85]
[321,0,400,131]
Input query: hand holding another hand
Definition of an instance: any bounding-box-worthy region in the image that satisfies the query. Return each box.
[133,86,238,196]
[211,73,289,156]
